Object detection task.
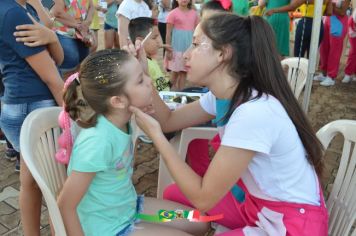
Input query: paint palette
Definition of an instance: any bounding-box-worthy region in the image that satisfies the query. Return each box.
[159,91,205,110]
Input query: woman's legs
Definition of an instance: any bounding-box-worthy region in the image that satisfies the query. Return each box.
[319,17,330,76]
[186,139,210,177]
[114,31,120,49]
[105,30,116,49]
[345,37,356,76]
[1,100,56,235]
[324,16,348,79]
[141,197,210,236]
[90,30,99,53]
[20,156,42,236]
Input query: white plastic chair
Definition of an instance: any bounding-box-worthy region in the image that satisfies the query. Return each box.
[281,57,308,99]
[316,120,356,236]
[157,127,218,198]
[20,107,67,236]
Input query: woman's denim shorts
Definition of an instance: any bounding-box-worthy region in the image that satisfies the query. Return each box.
[0,100,56,152]
[57,33,89,73]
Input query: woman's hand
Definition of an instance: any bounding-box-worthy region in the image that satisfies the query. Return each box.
[129,106,164,141]
[264,9,275,16]
[14,13,57,47]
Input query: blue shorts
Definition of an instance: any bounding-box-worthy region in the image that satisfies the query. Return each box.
[0,100,56,152]
[57,33,89,73]
[104,23,118,32]
[116,195,144,236]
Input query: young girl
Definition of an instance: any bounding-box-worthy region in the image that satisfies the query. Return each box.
[0,0,64,235]
[57,49,209,236]
[104,0,120,49]
[165,0,199,91]
[315,0,350,86]
[342,7,356,83]
[131,13,328,235]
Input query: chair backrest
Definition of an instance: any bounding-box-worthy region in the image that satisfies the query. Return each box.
[281,57,308,99]
[316,120,356,236]
[20,107,67,236]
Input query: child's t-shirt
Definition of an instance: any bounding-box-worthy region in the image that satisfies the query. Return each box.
[166,8,199,31]
[67,115,137,235]
[0,0,53,104]
[116,0,152,30]
[199,91,320,206]
[148,58,170,91]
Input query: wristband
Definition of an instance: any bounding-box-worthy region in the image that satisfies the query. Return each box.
[136,209,224,223]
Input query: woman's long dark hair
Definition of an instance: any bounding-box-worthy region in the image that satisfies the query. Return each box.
[201,13,324,177]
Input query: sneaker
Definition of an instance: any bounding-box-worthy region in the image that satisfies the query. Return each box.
[320,77,335,86]
[313,74,326,82]
[138,135,153,144]
[15,158,20,172]
[342,75,351,83]
[5,148,18,162]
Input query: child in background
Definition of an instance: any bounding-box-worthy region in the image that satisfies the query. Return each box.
[165,0,199,91]
[129,17,170,91]
[105,0,120,48]
[315,0,350,86]
[57,49,209,236]
[342,7,356,83]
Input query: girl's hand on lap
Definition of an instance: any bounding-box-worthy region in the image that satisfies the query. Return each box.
[14,13,57,46]
[129,106,163,141]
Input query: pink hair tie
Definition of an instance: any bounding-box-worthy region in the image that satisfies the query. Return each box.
[216,0,232,10]
[55,72,80,164]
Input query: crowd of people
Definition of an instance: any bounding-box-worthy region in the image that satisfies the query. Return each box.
[0,0,355,235]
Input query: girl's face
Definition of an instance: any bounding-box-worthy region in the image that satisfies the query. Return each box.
[143,26,161,57]
[177,0,190,7]
[123,57,153,108]
[183,24,221,87]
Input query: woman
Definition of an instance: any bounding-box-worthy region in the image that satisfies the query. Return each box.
[52,0,95,73]
[262,0,291,57]
[131,13,328,235]
[265,0,332,58]
[0,0,64,235]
